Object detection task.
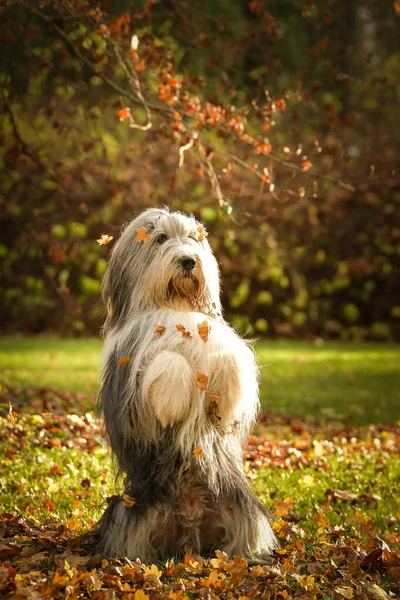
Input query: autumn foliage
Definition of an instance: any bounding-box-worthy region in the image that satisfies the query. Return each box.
[0,0,399,339]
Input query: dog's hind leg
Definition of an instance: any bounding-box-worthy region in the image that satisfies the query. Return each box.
[142,351,194,428]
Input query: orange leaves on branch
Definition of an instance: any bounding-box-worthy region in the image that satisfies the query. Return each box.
[262,167,271,183]
[197,320,211,342]
[193,448,203,459]
[97,234,114,245]
[255,141,272,155]
[117,356,132,365]
[136,227,150,243]
[153,324,166,336]
[195,371,209,391]
[275,98,286,111]
[122,494,136,508]
[117,107,130,121]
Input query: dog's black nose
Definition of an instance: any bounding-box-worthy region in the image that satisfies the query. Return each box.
[180,256,196,271]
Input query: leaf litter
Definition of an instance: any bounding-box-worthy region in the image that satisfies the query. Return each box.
[0,386,399,598]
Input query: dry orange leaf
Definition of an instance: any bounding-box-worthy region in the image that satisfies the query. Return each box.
[196,371,209,391]
[197,320,211,342]
[136,227,151,244]
[176,324,186,332]
[182,330,193,339]
[117,356,132,365]
[153,324,166,336]
[122,494,136,508]
[196,225,208,242]
[97,234,114,246]
[117,107,130,121]
[193,448,203,459]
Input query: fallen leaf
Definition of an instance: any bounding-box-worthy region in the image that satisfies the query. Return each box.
[335,587,354,599]
[197,320,211,342]
[153,324,166,336]
[117,355,132,365]
[176,324,186,331]
[97,234,114,246]
[193,448,203,458]
[136,227,150,244]
[182,330,193,339]
[196,371,209,391]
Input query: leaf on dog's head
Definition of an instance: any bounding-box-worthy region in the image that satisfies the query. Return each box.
[197,320,211,342]
[153,324,166,336]
[97,234,114,246]
[117,356,132,365]
[196,225,207,242]
[195,371,209,391]
[122,494,136,508]
[176,324,186,332]
[193,448,203,459]
[136,227,150,244]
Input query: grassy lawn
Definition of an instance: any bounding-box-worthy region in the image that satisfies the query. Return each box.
[0,336,399,598]
[1,337,399,423]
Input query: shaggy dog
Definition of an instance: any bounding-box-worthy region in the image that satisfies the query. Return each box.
[95,207,277,562]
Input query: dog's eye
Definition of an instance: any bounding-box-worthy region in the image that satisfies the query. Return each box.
[155,234,167,244]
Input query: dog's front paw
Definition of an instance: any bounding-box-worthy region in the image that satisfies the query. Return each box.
[142,350,194,427]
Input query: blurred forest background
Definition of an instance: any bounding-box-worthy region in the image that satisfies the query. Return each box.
[1,0,399,340]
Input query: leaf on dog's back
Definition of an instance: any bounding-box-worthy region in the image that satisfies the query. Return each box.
[197,320,211,342]
[195,371,209,391]
[136,227,150,244]
[122,494,136,508]
[193,448,203,458]
[117,356,132,365]
[153,324,166,336]
[176,324,193,339]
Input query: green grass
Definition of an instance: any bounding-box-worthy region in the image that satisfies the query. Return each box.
[1,337,399,423]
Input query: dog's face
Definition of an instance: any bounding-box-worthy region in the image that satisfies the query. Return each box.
[103,208,221,330]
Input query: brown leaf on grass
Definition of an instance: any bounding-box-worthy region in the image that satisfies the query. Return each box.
[326,488,360,502]
[136,227,150,244]
[8,403,17,424]
[195,371,209,391]
[153,324,166,336]
[96,234,114,245]
[197,320,211,342]
[274,498,295,518]
[117,355,132,365]
[122,494,136,508]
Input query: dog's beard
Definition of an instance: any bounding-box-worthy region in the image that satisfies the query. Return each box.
[167,269,207,311]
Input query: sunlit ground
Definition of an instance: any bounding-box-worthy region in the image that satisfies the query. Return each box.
[1,337,399,424]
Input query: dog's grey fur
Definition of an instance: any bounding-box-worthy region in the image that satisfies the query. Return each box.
[95,207,277,561]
